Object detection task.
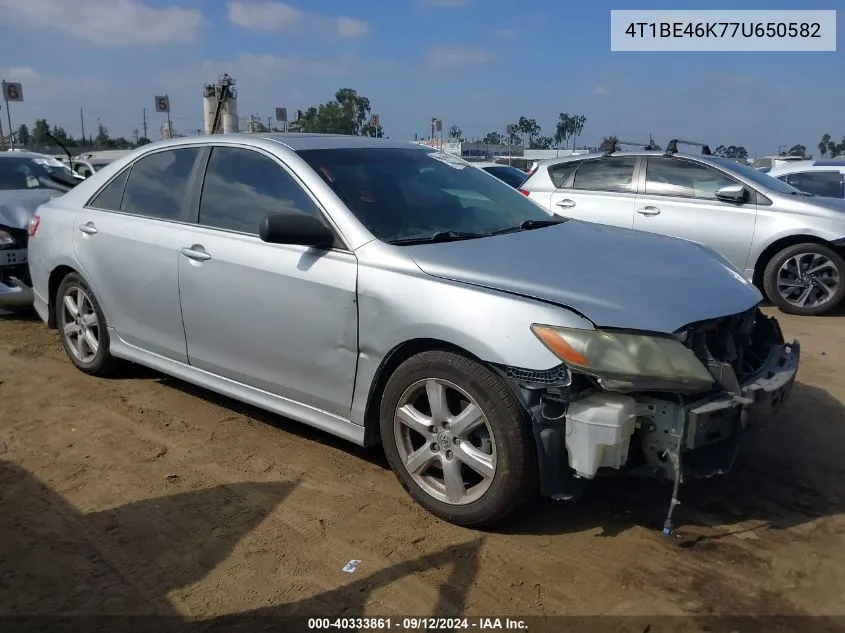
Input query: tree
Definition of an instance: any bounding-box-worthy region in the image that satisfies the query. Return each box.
[16,124,30,145]
[600,135,619,152]
[137,137,151,146]
[448,125,464,142]
[553,113,588,149]
[32,119,51,144]
[507,116,542,148]
[482,132,503,145]
[95,121,110,146]
[819,134,831,158]
[714,144,748,159]
[786,144,807,158]
[295,88,380,136]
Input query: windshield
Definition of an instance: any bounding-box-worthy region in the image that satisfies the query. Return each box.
[0,155,77,191]
[297,148,552,243]
[710,157,804,195]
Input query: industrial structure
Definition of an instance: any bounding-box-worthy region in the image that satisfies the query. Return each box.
[202,74,239,135]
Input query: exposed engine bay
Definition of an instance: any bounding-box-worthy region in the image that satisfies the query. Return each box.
[498,307,800,534]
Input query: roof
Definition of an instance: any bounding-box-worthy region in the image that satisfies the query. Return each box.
[115,133,426,155]
[769,160,845,175]
[259,133,421,151]
[530,150,749,171]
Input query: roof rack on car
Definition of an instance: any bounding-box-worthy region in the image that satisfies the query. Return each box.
[665,139,711,156]
[601,139,649,156]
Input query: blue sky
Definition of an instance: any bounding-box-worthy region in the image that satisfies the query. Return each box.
[0,0,842,156]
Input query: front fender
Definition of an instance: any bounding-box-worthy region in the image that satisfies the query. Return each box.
[349,260,593,425]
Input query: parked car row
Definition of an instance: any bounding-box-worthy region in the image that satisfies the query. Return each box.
[2,133,799,530]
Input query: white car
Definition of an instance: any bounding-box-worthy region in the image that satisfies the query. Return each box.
[768,160,845,199]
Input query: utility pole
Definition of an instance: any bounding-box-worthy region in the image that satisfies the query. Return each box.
[80,108,86,143]
[142,108,148,140]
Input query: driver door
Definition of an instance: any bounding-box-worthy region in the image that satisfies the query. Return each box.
[177,144,359,418]
[633,156,757,271]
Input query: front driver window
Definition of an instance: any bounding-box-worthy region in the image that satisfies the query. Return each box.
[646,158,737,200]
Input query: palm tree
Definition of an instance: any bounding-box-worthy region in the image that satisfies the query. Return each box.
[819,134,831,158]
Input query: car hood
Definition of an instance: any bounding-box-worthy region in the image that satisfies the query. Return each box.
[402,220,762,333]
[0,189,58,229]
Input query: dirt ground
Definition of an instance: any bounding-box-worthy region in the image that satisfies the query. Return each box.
[1,305,844,630]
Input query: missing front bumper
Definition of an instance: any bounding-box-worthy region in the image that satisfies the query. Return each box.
[528,339,800,500]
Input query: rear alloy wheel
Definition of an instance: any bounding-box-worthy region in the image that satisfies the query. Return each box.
[56,273,118,375]
[763,243,845,316]
[380,350,534,527]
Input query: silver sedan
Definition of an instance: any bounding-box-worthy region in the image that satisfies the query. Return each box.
[27,134,798,527]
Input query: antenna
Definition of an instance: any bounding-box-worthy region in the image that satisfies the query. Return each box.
[665,139,712,156]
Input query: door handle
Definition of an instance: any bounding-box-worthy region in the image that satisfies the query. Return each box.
[637,206,661,216]
[78,222,98,235]
[556,199,576,209]
[180,246,211,262]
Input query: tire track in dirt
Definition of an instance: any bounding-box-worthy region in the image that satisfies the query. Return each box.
[2,315,844,618]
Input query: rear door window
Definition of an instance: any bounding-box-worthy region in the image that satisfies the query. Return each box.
[571,157,637,193]
[548,160,583,188]
[120,148,203,221]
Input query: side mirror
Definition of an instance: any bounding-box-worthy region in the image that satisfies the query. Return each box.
[259,212,335,249]
[714,184,747,203]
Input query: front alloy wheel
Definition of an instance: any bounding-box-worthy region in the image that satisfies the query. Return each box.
[764,243,845,316]
[380,350,535,527]
[394,378,497,506]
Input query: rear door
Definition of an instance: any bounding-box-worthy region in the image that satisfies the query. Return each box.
[549,156,638,228]
[632,156,757,271]
[73,146,207,362]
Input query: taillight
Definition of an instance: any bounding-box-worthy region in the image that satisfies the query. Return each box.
[27,214,41,237]
[0,229,15,247]
[517,188,530,196]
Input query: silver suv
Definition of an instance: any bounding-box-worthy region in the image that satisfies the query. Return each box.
[520,143,845,316]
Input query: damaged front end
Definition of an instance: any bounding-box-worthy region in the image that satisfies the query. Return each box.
[0,190,56,310]
[0,222,32,309]
[498,307,799,533]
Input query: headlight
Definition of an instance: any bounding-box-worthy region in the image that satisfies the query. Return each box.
[531,324,714,393]
[0,229,16,247]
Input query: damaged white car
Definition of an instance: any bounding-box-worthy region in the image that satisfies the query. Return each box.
[27,135,799,530]
[0,152,78,310]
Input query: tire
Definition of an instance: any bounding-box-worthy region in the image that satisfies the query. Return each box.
[762,242,845,316]
[55,273,118,375]
[379,350,535,527]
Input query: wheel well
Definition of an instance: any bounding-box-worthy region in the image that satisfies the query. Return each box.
[362,338,481,446]
[46,265,77,328]
[752,235,837,290]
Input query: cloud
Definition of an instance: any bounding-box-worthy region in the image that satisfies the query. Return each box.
[420,0,471,7]
[425,46,492,70]
[0,67,104,101]
[594,85,612,96]
[336,17,371,38]
[226,1,370,38]
[0,0,202,45]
